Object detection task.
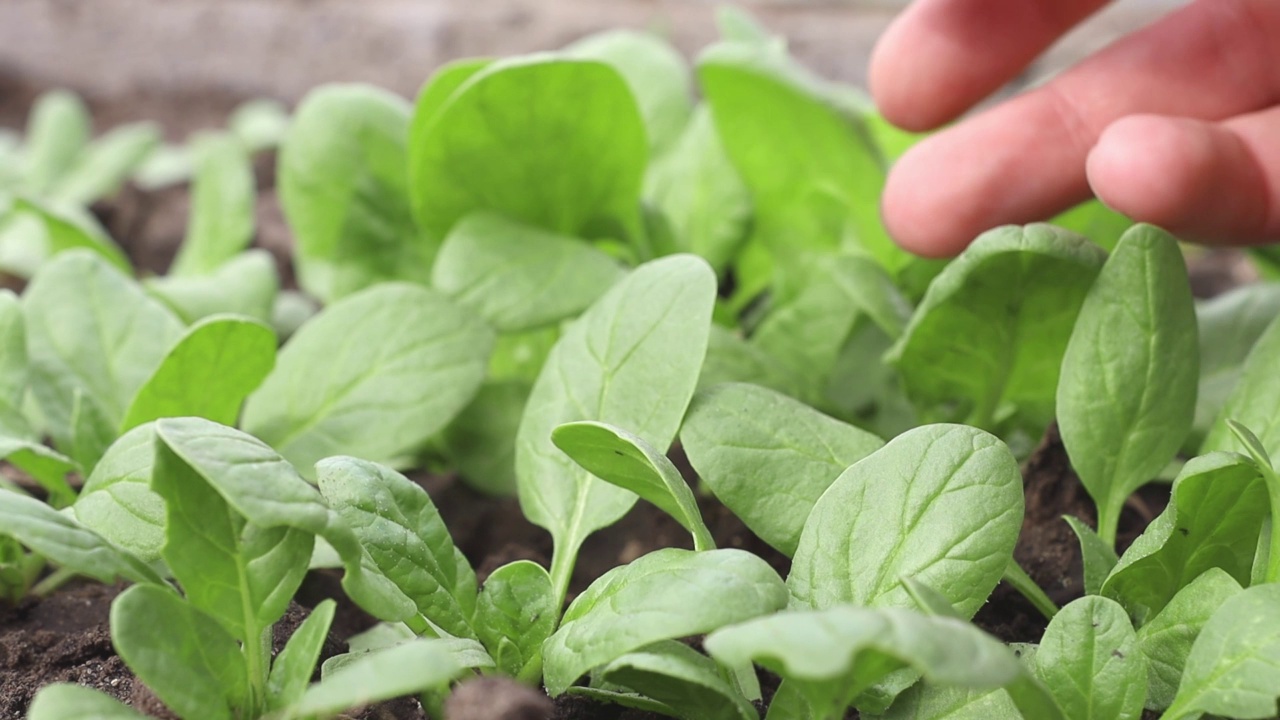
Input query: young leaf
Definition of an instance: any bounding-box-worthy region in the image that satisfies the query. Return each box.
[1202,313,1280,458]
[880,682,1021,720]
[23,251,183,455]
[73,424,164,561]
[1190,284,1280,448]
[474,560,557,683]
[147,249,279,325]
[515,255,715,600]
[1101,453,1265,622]
[3,198,130,275]
[901,576,966,620]
[595,640,757,720]
[1138,568,1242,711]
[1063,516,1119,596]
[408,56,647,239]
[788,424,1023,620]
[316,456,476,640]
[279,84,431,302]
[443,380,528,496]
[111,584,249,720]
[27,684,150,720]
[0,436,77,506]
[431,212,625,333]
[50,122,160,206]
[267,599,337,711]
[169,132,256,277]
[680,382,883,556]
[121,315,276,432]
[229,98,290,153]
[1035,596,1145,720]
[1057,224,1198,544]
[542,548,788,695]
[242,283,493,475]
[282,638,467,719]
[696,326,796,396]
[0,290,25,424]
[1162,583,1280,720]
[552,420,714,551]
[887,224,1106,430]
[21,90,90,194]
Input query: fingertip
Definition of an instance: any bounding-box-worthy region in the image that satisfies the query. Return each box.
[1086,115,1216,230]
[869,21,938,132]
[881,142,978,258]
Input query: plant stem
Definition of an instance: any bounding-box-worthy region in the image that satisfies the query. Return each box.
[1097,501,1120,549]
[30,565,75,597]
[1261,466,1280,584]
[549,536,582,611]
[1002,559,1059,620]
[243,623,272,715]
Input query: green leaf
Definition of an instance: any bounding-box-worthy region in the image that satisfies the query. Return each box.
[515,255,715,596]
[431,212,625,333]
[696,326,796,397]
[680,382,883,556]
[408,56,647,239]
[122,315,276,432]
[1035,596,1145,720]
[443,380,528,496]
[1137,568,1242,711]
[788,424,1023,620]
[279,84,431,302]
[267,599,336,711]
[146,249,280,324]
[23,251,182,456]
[1058,224,1199,544]
[543,548,787,695]
[643,105,751,272]
[283,638,467,719]
[316,456,475,639]
[8,197,130,274]
[901,576,966,620]
[0,489,163,586]
[1189,284,1280,449]
[880,682,1021,720]
[887,224,1106,431]
[0,436,77,506]
[21,90,90,194]
[1063,516,1119,596]
[27,684,150,720]
[1101,453,1265,622]
[474,560,557,682]
[242,283,493,474]
[74,424,165,561]
[552,420,714,551]
[0,290,26,423]
[50,122,160,206]
[408,58,494,151]
[169,132,256,276]
[705,606,1052,720]
[111,584,248,720]
[1049,200,1133,252]
[597,640,757,720]
[1203,313,1280,458]
[1163,584,1280,720]
[566,30,692,157]
[229,99,290,153]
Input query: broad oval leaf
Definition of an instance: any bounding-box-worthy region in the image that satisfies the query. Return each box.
[50,121,160,207]
[597,640,757,720]
[169,132,255,277]
[1035,596,1145,720]
[409,56,648,239]
[680,382,883,556]
[1137,568,1242,711]
[887,224,1106,430]
[121,315,276,432]
[285,638,467,719]
[242,282,493,475]
[542,548,787,695]
[28,684,149,720]
[474,560,557,682]
[1057,224,1198,543]
[74,424,164,561]
[788,424,1022,619]
[146,249,279,325]
[1203,312,1280,459]
[279,84,431,302]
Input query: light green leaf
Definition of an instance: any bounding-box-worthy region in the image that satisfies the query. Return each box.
[267,599,336,711]
[146,249,280,324]
[1035,596,1145,720]
[432,212,624,333]
[74,424,165,562]
[516,255,715,594]
[543,548,787,695]
[28,684,150,720]
[474,560,556,682]
[788,424,1023,620]
[283,638,467,719]
[1063,516,1119,596]
[21,90,90,195]
[169,132,256,276]
[1163,584,1280,720]
[1058,225,1198,545]
[597,640,757,720]
[409,56,647,239]
[1203,313,1280,459]
[242,283,493,474]
[880,682,1021,720]
[316,456,475,640]
[0,290,26,422]
[696,325,796,397]
[552,420,714,551]
[229,99,291,153]
[1189,284,1280,449]
[1138,569,1242,711]
[8,198,130,274]
[1050,200,1133,252]
[443,380,528,496]
[1102,453,1264,623]
[24,251,182,457]
[887,224,1105,431]
[0,436,77,505]
[279,84,431,302]
[50,122,160,206]
[122,315,276,432]
[111,584,248,720]
[680,382,883,556]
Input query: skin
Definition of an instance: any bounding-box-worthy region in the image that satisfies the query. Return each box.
[870,0,1280,257]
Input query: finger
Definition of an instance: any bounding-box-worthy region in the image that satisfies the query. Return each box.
[881,0,1280,257]
[870,0,1109,131]
[1087,109,1280,245]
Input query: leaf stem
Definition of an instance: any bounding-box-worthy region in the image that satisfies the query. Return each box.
[549,535,582,612]
[30,565,75,598]
[1002,559,1058,620]
[1097,501,1120,549]
[244,623,272,715]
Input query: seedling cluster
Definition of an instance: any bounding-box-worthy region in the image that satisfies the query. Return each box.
[3,8,1280,720]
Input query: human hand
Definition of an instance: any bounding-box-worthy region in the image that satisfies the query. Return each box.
[870,0,1280,257]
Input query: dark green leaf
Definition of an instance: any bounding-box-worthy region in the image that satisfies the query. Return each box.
[1137,568,1242,711]
[267,599,336,710]
[597,640,756,720]
[1063,516,1119,596]
[285,638,467,719]
[1035,596,1145,720]
[474,560,556,682]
